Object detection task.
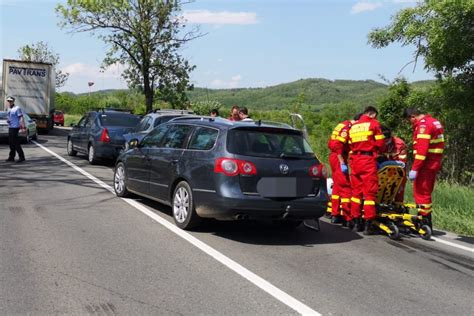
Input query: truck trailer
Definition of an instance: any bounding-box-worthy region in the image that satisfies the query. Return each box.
[2,59,55,131]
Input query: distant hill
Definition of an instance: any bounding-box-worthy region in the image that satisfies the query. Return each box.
[187,78,389,110]
[68,78,435,110]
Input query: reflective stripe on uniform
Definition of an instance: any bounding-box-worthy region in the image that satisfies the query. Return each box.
[374,134,385,140]
[430,138,444,144]
[336,136,347,143]
[331,195,340,199]
[350,131,373,137]
[428,148,444,154]
[341,198,350,203]
[364,200,375,206]
[415,154,426,160]
[417,134,431,139]
[351,197,361,204]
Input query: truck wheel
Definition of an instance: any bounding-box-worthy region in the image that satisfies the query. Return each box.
[67,138,77,156]
[88,144,99,165]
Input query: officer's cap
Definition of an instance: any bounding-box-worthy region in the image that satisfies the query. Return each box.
[6,96,15,102]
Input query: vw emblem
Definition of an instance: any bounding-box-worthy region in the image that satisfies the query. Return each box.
[279,164,289,175]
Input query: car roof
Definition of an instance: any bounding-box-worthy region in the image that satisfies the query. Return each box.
[144,112,190,119]
[167,116,298,131]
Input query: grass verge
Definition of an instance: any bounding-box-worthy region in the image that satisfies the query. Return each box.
[64,114,82,127]
[404,181,474,237]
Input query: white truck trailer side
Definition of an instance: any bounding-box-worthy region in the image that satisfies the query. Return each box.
[2,59,55,131]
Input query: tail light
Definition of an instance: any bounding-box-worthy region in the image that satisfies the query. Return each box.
[100,128,111,143]
[214,158,257,176]
[309,163,327,179]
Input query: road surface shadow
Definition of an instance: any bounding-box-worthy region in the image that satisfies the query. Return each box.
[136,197,363,246]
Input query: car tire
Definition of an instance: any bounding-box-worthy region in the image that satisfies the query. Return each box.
[32,132,38,141]
[61,123,64,127]
[114,162,131,197]
[88,144,98,164]
[172,181,201,230]
[67,138,77,156]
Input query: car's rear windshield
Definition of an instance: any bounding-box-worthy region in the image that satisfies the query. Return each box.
[227,127,315,159]
[99,113,140,127]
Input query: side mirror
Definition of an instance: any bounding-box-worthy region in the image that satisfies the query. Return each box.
[128,138,140,149]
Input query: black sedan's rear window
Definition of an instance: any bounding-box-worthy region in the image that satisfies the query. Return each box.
[99,113,140,127]
[227,127,315,159]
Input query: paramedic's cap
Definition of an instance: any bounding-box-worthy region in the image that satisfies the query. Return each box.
[6,96,15,102]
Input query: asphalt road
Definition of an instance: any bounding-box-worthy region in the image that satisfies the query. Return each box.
[1,128,473,315]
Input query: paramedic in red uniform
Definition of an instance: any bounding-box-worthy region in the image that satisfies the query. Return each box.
[327,119,353,224]
[349,106,385,234]
[381,126,408,203]
[403,108,444,230]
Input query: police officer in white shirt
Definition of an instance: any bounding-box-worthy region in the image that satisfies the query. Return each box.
[5,96,26,163]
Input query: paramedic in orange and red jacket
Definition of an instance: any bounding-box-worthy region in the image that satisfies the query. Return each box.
[327,119,353,224]
[381,126,408,204]
[348,106,385,234]
[403,108,444,230]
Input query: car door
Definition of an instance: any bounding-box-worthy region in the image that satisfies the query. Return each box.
[126,124,170,195]
[70,115,88,152]
[147,124,194,202]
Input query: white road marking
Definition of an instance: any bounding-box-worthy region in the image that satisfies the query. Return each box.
[431,237,474,253]
[33,141,320,316]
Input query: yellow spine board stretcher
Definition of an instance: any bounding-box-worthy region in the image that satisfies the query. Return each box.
[375,165,431,240]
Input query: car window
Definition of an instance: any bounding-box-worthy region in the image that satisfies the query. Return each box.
[99,113,140,127]
[153,115,179,127]
[0,112,7,119]
[227,128,315,159]
[141,124,169,148]
[137,117,151,132]
[85,114,94,128]
[77,115,88,127]
[188,127,218,150]
[161,125,193,149]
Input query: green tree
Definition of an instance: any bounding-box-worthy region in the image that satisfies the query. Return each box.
[368,0,474,78]
[56,0,199,112]
[18,41,69,88]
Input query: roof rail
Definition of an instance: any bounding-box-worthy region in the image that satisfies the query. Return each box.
[168,115,227,123]
[152,108,194,114]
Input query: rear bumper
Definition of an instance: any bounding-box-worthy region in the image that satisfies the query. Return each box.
[94,143,124,160]
[194,190,328,220]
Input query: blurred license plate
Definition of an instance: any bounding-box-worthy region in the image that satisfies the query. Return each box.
[257,177,313,198]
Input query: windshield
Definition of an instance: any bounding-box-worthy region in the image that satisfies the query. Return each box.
[227,127,315,159]
[99,113,140,127]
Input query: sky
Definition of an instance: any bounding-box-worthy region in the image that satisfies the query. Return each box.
[0,0,431,94]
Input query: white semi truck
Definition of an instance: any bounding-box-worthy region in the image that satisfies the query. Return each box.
[2,59,55,131]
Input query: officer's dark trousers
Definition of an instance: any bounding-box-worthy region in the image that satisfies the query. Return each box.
[8,128,25,160]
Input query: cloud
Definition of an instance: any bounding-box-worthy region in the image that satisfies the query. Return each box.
[351,1,383,14]
[210,75,242,89]
[62,62,123,79]
[183,10,258,25]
